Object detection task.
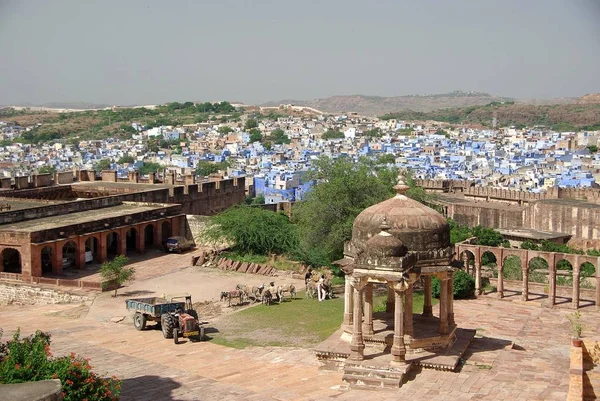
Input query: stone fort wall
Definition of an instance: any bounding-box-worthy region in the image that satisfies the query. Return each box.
[0,170,247,216]
[417,179,600,250]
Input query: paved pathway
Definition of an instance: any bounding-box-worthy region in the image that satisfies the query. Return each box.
[1,294,593,400]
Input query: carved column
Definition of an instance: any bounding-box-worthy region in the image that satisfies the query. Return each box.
[475,262,482,296]
[349,278,365,361]
[448,274,455,327]
[438,277,449,335]
[363,283,374,336]
[404,283,413,336]
[497,263,504,299]
[391,286,406,363]
[343,275,353,327]
[572,271,580,309]
[522,268,529,302]
[423,275,433,317]
[387,286,395,313]
[549,267,556,307]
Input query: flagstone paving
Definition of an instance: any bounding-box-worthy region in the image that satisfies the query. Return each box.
[1,292,597,400]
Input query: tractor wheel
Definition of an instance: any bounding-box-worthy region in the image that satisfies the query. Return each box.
[173,328,179,344]
[186,309,199,320]
[133,312,147,331]
[161,313,174,339]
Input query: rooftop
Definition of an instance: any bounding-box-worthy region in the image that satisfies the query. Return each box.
[497,227,571,240]
[0,202,171,232]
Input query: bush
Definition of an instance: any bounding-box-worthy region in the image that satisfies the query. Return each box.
[432,270,475,299]
[0,330,120,401]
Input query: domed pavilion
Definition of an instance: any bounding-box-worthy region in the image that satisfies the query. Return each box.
[314,179,475,388]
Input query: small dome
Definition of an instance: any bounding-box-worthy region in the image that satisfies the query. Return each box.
[365,219,407,258]
[352,178,450,254]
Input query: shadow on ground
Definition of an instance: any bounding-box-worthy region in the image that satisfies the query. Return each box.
[120,375,181,401]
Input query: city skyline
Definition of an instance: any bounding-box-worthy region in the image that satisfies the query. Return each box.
[1,0,599,106]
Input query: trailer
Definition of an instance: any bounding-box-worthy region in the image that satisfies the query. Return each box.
[125,295,204,343]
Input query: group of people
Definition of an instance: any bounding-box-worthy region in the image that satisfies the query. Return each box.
[305,268,330,302]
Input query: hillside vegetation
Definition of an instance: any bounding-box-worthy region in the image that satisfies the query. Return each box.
[380,102,600,131]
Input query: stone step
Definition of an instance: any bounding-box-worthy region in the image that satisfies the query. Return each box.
[343,365,406,380]
[342,373,402,389]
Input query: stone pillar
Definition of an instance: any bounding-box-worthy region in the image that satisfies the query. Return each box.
[404,283,414,336]
[98,233,107,264]
[475,262,482,296]
[423,275,433,317]
[343,275,353,327]
[76,237,86,269]
[52,242,63,275]
[549,268,556,307]
[118,230,127,256]
[391,287,406,363]
[522,268,529,302]
[349,278,365,361]
[363,283,374,336]
[438,278,449,335]
[387,286,395,313]
[596,276,600,311]
[448,274,455,327]
[497,264,504,299]
[136,227,145,253]
[573,271,580,309]
[462,253,469,274]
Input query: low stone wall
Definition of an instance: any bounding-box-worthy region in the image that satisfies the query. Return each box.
[193,251,278,276]
[0,379,63,401]
[0,282,90,305]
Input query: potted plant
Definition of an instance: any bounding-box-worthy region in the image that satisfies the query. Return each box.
[568,311,583,347]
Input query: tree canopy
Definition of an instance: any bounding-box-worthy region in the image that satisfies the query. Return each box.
[204,207,297,255]
[269,128,290,144]
[293,156,398,263]
[248,128,263,143]
[321,130,345,140]
[244,118,258,130]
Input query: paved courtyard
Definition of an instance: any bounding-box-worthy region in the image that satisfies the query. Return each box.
[1,275,595,401]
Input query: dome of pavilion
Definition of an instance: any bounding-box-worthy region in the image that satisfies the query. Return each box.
[350,179,451,262]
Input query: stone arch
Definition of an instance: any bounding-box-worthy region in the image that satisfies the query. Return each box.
[41,246,53,274]
[85,236,100,263]
[580,262,596,289]
[1,248,22,273]
[125,227,138,254]
[161,221,172,244]
[459,250,476,275]
[502,255,522,281]
[144,224,155,247]
[528,256,549,284]
[62,240,77,269]
[106,231,119,259]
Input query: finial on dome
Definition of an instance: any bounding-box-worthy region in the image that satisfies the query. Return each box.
[380,216,391,232]
[394,175,410,195]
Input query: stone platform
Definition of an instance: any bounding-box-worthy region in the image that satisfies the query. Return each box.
[315,324,476,388]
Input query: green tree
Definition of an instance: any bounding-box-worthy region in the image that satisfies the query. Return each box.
[262,140,273,150]
[472,226,505,247]
[293,156,397,262]
[248,128,263,143]
[204,207,297,255]
[94,158,112,172]
[217,126,233,134]
[99,255,134,297]
[38,165,56,175]
[138,162,162,175]
[322,130,345,140]
[377,153,396,164]
[117,155,135,164]
[270,128,290,144]
[195,161,220,177]
[245,118,258,130]
[448,218,473,244]
[364,128,383,138]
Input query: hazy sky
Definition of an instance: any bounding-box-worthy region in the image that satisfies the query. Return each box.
[1,0,599,105]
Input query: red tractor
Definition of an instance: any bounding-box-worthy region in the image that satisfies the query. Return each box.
[126,294,204,344]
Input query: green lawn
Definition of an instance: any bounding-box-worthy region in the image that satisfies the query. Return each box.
[209,290,436,349]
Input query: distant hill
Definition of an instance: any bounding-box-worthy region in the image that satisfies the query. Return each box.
[261,91,516,115]
[379,95,600,130]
